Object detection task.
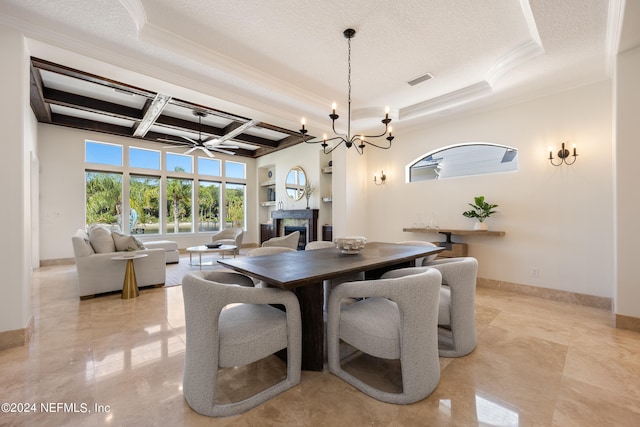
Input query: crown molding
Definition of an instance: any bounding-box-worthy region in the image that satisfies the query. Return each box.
[400,81,492,121]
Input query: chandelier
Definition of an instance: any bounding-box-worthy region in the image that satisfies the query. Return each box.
[300,28,394,155]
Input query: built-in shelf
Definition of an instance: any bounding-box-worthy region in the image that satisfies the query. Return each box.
[322,166,332,174]
[260,201,276,207]
[260,179,275,187]
[322,196,332,203]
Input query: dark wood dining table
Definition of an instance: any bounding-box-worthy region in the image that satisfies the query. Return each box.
[218,242,444,371]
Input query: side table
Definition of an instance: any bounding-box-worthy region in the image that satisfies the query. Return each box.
[111,253,148,299]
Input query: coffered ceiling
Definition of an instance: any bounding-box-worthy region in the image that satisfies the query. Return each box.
[1,0,637,158]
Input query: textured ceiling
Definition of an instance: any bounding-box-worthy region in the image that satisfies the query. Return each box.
[1,0,637,147]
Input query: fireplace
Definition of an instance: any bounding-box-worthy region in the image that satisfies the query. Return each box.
[271,209,319,249]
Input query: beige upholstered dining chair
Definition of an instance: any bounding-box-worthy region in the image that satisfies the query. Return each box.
[381,257,479,357]
[182,270,301,417]
[261,231,300,250]
[327,269,442,404]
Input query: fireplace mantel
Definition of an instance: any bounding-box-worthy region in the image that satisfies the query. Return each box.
[271,209,319,243]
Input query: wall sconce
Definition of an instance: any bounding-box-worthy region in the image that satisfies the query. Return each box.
[373,171,386,186]
[549,142,578,166]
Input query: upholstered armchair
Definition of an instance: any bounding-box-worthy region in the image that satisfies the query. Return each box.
[261,231,300,250]
[182,270,301,417]
[211,227,243,255]
[381,257,479,357]
[327,269,442,404]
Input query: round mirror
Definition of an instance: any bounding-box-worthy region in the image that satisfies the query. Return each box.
[285,166,307,200]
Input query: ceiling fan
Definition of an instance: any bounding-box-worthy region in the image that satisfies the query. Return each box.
[160,111,248,157]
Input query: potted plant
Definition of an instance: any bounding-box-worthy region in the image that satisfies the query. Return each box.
[462,196,498,230]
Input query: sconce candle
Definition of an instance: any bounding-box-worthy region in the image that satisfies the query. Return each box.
[374,171,387,186]
[549,142,578,166]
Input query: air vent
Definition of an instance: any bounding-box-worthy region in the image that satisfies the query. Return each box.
[407,72,434,86]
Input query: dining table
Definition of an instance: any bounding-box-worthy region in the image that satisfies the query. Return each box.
[218,241,444,371]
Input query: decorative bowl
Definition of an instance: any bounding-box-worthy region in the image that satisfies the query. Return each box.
[334,236,367,254]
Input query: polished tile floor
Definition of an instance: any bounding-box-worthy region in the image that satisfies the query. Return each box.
[2,256,640,426]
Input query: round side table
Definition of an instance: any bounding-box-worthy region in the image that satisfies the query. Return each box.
[111,253,148,299]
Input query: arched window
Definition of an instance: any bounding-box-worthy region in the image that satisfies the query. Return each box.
[406,142,518,182]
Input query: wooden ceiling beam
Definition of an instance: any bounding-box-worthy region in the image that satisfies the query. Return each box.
[44,88,143,122]
[29,63,51,123]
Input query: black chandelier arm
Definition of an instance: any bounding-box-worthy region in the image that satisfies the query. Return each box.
[357,123,392,140]
[302,134,346,145]
[362,138,393,150]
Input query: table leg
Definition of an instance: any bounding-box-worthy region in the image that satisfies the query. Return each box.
[293,281,324,371]
[121,259,139,299]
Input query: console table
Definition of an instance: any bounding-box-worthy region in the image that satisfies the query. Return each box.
[402,227,505,258]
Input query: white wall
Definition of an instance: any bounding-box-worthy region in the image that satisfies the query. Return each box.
[38,124,256,260]
[614,45,640,317]
[0,25,33,332]
[365,81,614,298]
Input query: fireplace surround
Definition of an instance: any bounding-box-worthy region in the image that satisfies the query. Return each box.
[271,209,319,248]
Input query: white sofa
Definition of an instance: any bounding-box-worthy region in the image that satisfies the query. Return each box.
[72,227,166,299]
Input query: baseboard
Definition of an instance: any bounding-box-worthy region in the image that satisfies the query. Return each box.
[477,277,612,310]
[614,313,640,333]
[0,316,34,352]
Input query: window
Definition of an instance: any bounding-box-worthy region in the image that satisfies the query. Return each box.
[166,178,193,234]
[130,147,160,170]
[225,160,246,179]
[225,183,246,228]
[166,152,193,173]
[86,141,122,166]
[84,140,246,236]
[198,181,221,232]
[85,171,122,227]
[407,143,518,182]
[198,157,221,176]
[129,175,160,234]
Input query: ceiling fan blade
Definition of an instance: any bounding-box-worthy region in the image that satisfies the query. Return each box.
[201,146,216,157]
[184,146,198,155]
[202,135,221,144]
[179,135,198,144]
[205,142,239,149]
